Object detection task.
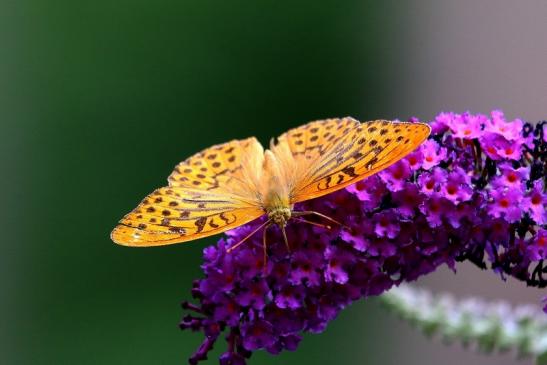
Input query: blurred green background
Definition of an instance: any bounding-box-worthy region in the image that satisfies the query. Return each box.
[3,1,545,364]
[2,1,401,364]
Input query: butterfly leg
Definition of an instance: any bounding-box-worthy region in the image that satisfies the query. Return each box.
[292,211,350,231]
[262,222,272,273]
[281,225,290,253]
[227,218,272,253]
[293,217,332,230]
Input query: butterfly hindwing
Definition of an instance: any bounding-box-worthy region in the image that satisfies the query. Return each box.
[111,187,263,246]
[282,119,430,203]
[112,137,266,246]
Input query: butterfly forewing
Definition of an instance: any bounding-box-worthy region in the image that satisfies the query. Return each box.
[168,137,263,198]
[284,119,430,203]
[276,117,361,160]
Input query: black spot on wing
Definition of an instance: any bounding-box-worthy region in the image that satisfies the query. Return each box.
[341,166,358,177]
[169,227,186,234]
[194,217,207,233]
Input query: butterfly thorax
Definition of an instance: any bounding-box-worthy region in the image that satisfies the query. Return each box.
[263,187,292,226]
[259,149,293,227]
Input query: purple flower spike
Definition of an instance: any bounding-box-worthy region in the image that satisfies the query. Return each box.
[180,113,546,364]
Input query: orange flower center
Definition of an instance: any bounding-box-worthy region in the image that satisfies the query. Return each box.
[499,198,510,208]
[355,180,367,191]
[252,326,265,336]
[507,173,517,183]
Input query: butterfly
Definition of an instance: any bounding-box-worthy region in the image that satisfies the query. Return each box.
[111,117,430,252]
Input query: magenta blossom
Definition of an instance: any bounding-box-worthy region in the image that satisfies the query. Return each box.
[420,140,448,170]
[485,110,523,141]
[379,159,412,192]
[488,188,524,223]
[523,180,546,225]
[493,163,530,189]
[449,112,485,139]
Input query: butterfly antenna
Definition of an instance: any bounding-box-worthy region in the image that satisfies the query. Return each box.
[294,217,332,230]
[227,219,272,253]
[292,210,350,231]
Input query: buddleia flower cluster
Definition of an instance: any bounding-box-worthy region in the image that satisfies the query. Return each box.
[180,111,546,364]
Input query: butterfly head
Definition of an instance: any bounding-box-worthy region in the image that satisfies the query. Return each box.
[267,206,292,228]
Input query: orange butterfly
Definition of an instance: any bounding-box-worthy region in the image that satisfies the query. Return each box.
[111,118,430,252]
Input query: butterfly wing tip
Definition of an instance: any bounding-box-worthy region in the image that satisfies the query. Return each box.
[110,226,138,247]
[423,123,432,136]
